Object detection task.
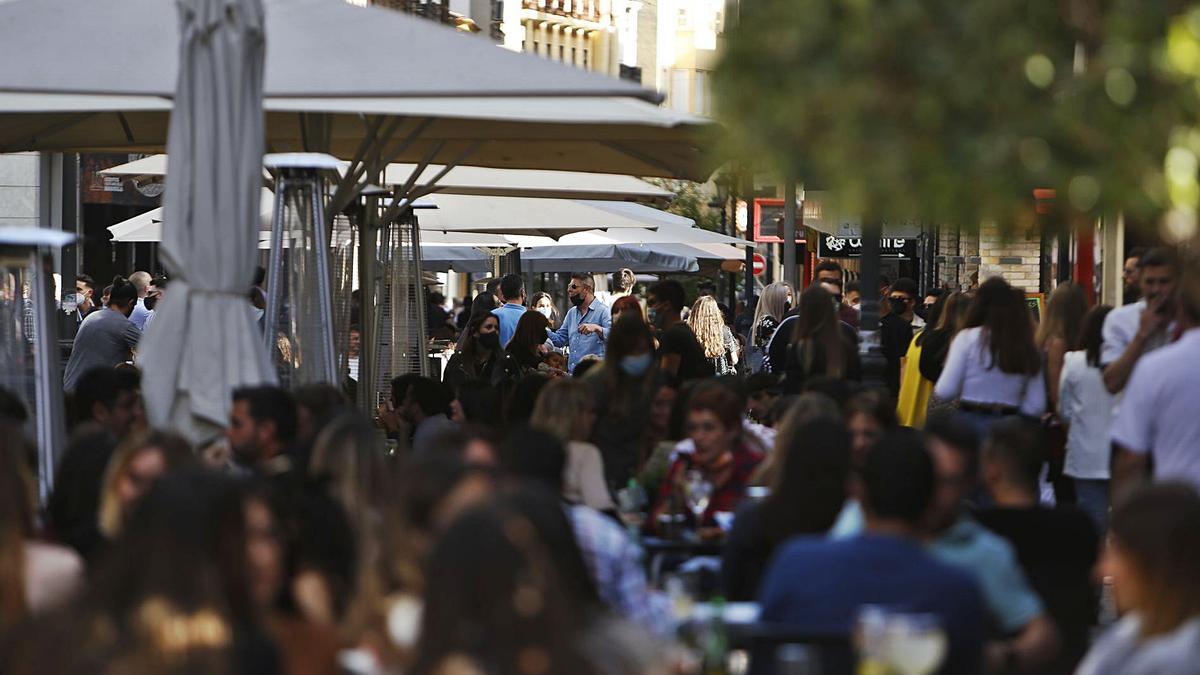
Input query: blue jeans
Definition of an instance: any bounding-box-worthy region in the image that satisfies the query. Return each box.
[1073,478,1110,532]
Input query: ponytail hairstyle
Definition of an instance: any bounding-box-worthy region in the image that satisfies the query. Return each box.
[108,275,138,310]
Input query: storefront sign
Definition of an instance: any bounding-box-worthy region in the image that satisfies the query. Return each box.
[816,235,917,258]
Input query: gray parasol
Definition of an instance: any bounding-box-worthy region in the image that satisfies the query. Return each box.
[137,0,275,442]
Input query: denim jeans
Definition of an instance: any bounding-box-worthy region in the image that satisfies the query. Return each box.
[1072,478,1110,532]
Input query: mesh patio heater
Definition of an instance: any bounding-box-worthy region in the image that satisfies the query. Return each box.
[358,197,437,412]
[0,228,75,503]
[263,153,341,388]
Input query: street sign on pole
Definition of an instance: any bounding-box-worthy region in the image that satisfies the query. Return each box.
[752,253,766,276]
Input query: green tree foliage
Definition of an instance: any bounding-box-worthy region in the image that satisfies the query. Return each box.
[648,178,723,233]
[714,0,1199,238]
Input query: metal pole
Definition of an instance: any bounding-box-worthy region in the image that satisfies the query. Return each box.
[310,176,339,384]
[357,194,378,413]
[743,171,755,303]
[858,220,887,388]
[783,178,798,289]
[32,249,65,505]
[264,176,287,353]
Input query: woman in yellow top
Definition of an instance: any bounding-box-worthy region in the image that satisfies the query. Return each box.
[896,292,968,427]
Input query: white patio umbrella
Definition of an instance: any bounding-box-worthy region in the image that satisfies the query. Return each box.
[106,188,277,242]
[0,0,714,181]
[100,154,676,205]
[135,0,272,442]
[413,194,690,238]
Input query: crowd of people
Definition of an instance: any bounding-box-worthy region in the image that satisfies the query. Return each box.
[2,253,1200,675]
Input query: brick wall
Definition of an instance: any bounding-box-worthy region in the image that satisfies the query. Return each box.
[935,225,981,290]
[978,221,1041,293]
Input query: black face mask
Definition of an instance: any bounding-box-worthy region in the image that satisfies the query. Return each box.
[477,332,500,349]
[144,294,158,311]
[569,294,584,308]
[885,297,909,314]
[783,301,792,313]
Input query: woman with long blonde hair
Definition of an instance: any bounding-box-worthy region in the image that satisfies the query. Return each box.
[688,295,738,376]
[749,282,792,373]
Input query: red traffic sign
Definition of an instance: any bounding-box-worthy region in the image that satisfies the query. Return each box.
[752,253,767,276]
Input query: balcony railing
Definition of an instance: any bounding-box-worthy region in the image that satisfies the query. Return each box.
[522,0,602,23]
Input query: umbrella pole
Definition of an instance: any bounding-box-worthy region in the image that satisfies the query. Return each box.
[358,194,378,414]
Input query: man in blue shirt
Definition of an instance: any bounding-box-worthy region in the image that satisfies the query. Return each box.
[490,273,527,347]
[546,273,611,373]
[923,416,1059,673]
[759,430,985,675]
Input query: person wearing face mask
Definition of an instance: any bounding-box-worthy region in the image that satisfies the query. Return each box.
[71,274,98,326]
[442,314,519,392]
[530,291,560,329]
[63,276,142,392]
[545,273,611,374]
[879,277,920,397]
[646,279,707,384]
[582,314,659,488]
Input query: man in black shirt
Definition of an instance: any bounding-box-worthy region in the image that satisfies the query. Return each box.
[647,279,707,384]
[975,417,1098,675]
[879,277,919,396]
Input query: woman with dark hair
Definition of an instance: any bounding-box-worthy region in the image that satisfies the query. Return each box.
[1078,484,1200,673]
[455,292,499,350]
[782,285,860,394]
[721,417,851,600]
[896,292,951,428]
[934,276,1045,438]
[1037,281,1088,411]
[649,383,765,534]
[530,291,560,329]
[410,488,606,675]
[1058,304,1116,529]
[2,470,280,675]
[610,294,645,324]
[584,314,658,489]
[505,310,552,373]
[918,291,970,384]
[443,313,517,392]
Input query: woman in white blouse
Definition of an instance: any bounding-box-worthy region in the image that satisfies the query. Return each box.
[934,277,1045,439]
[1058,305,1116,530]
[529,378,616,512]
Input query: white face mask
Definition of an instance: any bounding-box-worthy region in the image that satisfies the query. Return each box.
[536,306,553,319]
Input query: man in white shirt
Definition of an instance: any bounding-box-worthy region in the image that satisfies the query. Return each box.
[1111,259,1200,496]
[1101,248,1179,394]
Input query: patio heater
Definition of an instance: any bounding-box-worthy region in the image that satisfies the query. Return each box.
[0,228,75,504]
[352,195,439,410]
[263,153,340,388]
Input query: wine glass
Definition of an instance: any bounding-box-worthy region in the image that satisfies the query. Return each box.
[885,613,947,675]
[684,469,713,533]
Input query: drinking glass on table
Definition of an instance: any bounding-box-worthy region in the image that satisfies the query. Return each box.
[885,613,947,675]
[684,469,713,532]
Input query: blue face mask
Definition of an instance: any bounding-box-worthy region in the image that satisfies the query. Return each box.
[619,352,653,376]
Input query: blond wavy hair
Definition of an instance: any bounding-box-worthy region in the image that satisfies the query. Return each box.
[688,295,728,359]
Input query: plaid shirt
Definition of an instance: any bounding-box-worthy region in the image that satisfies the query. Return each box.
[568,505,673,635]
[655,443,764,528]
